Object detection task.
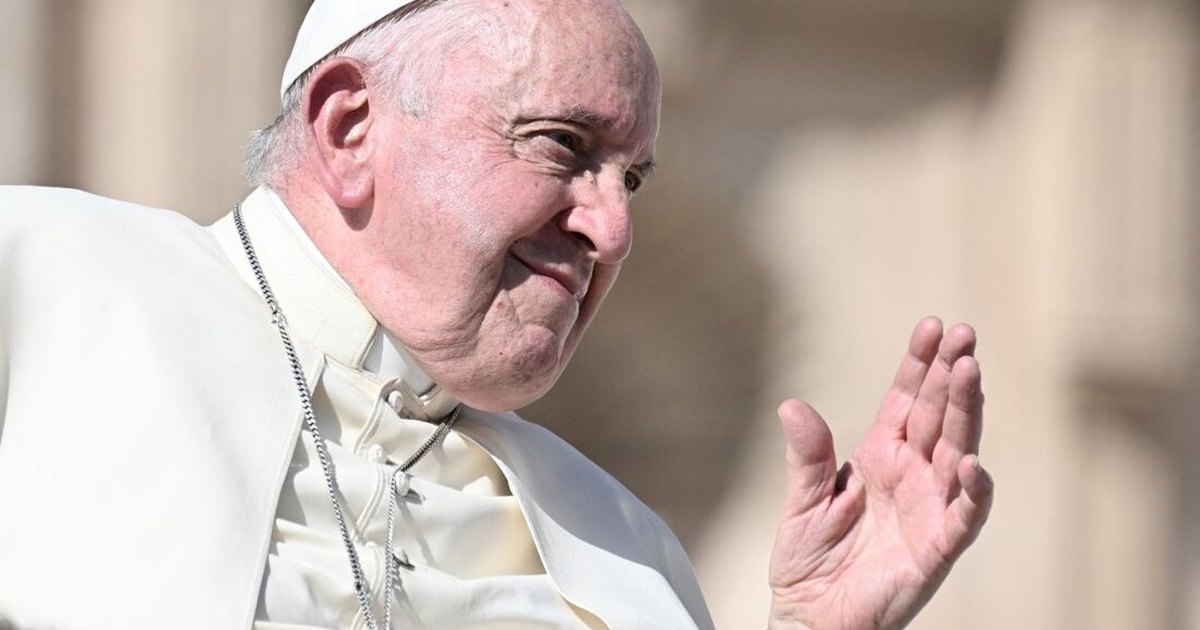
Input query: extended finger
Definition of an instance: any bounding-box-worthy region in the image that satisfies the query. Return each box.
[943,455,994,557]
[931,356,984,491]
[875,317,943,437]
[906,323,976,460]
[778,399,839,516]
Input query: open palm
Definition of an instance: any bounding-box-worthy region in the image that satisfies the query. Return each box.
[768,317,994,629]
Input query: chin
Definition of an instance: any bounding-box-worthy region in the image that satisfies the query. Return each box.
[428,320,578,411]
[453,374,560,412]
[452,349,566,412]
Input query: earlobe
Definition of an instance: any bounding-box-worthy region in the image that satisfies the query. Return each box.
[303,57,376,208]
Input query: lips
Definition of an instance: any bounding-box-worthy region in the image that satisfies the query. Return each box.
[512,254,590,301]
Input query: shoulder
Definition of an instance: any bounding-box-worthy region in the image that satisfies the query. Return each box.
[460,409,671,536]
[469,408,679,530]
[0,185,191,224]
[458,409,714,628]
[0,186,235,293]
[0,186,259,373]
[461,409,644,507]
[0,186,208,254]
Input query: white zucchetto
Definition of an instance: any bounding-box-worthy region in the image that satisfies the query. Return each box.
[281,0,420,99]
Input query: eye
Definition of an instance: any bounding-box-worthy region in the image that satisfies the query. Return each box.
[624,171,643,193]
[548,131,581,153]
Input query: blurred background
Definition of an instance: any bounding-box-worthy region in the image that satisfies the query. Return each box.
[3,0,1200,627]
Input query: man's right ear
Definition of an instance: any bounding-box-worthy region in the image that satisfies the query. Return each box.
[302,57,375,209]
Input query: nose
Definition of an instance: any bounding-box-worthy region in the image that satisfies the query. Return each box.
[559,167,634,264]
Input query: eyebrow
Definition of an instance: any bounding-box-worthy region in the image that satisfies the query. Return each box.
[558,105,616,129]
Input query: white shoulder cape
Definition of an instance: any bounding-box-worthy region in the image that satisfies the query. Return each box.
[0,186,713,630]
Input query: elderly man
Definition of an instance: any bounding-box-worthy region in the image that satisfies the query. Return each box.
[0,0,992,628]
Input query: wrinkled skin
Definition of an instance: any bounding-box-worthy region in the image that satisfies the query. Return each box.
[285,0,660,412]
[768,318,994,629]
[281,0,993,625]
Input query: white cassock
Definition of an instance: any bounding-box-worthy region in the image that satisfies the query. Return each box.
[0,186,714,630]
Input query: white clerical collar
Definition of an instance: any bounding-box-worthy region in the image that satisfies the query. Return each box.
[273,191,354,293]
[268,188,457,419]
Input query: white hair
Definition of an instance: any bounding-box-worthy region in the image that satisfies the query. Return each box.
[244,0,526,187]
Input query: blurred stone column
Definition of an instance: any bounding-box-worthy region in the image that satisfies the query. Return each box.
[65,0,303,222]
[0,0,50,183]
[692,0,1200,628]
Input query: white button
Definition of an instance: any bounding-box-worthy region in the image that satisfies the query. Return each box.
[368,444,387,464]
[392,470,412,497]
[386,390,403,413]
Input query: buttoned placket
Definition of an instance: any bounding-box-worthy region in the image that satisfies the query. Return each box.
[358,377,430,588]
[380,380,426,581]
[243,185,642,629]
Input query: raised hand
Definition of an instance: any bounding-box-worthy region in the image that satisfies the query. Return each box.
[767,317,994,629]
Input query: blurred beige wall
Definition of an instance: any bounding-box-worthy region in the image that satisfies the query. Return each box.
[0,0,302,221]
[3,0,1199,628]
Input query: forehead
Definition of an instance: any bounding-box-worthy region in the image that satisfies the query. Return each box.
[446,0,661,139]
[527,4,656,99]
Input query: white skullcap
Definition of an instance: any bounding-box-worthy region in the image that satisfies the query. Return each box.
[280,0,420,101]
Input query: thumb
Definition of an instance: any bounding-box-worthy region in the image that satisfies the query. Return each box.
[778,399,839,515]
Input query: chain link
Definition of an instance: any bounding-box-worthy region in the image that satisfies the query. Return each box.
[233,203,459,629]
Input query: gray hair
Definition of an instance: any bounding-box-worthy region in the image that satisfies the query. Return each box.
[244,0,524,187]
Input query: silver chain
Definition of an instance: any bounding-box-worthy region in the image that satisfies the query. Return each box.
[233,203,460,629]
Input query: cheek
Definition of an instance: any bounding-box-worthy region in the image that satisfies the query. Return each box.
[471,157,570,225]
[561,262,622,362]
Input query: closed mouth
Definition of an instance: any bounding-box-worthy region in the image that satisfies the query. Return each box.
[512,254,588,301]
